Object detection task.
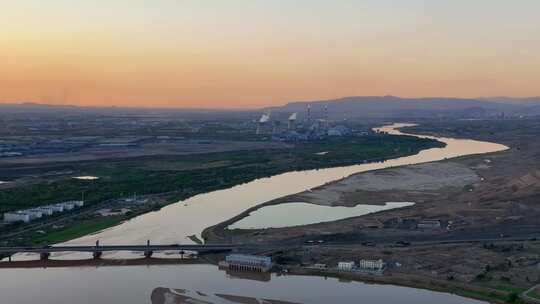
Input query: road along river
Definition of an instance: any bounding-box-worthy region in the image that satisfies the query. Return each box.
[0,123,508,304]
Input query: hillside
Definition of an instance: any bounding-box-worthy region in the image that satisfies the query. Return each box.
[266,96,540,119]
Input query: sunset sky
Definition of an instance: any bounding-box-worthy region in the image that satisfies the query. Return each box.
[1,1,540,108]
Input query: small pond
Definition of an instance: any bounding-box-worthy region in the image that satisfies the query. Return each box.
[73,176,100,180]
[228,201,415,229]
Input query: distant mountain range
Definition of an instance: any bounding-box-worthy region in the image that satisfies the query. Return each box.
[2,96,540,118]
[265,96,540,119]
[479,96,540,104]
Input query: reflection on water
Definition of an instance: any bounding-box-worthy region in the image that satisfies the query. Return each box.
[0,257,201,269]
[229,202,415,229]
[222,268,272,282]
[0,123,505,303]
[151,287,301,304]
[0,264,486,304]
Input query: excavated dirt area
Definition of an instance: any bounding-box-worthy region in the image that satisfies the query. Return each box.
[208,120,540,246]
[290,162,479,207]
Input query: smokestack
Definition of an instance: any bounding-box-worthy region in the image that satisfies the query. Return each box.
[288,112,297,130]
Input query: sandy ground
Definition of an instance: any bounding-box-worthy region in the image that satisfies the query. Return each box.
[293,162,479,206]
[279,240,540,295]
[207,120,540,259]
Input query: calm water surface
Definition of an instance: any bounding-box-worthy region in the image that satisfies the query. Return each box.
[73,176,100,180]
[58,123,507,251]
[1,123,508,303]
[0,264,486,304]
[229,202,415,229]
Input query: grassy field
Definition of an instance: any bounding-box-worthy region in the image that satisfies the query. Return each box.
[0,134,443,214]
[528,290,540,300]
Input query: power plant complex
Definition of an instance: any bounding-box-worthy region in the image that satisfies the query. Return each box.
[254,104,350,140]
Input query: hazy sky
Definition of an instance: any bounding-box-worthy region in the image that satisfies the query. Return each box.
[1,1,540,108]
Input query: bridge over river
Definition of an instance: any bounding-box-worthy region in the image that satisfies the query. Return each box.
[0,241,239,261]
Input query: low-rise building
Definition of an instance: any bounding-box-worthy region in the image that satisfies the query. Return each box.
[61,200,84,208]
[61,202,75,211]
[3,199,85,224]
[25,209,43,220]
[337,261,355,271]
[4,200,84,223]
[4,211,31,223]
[358,259,385,272]
[220,254,272,272]
[49,204,64,213]
[37,207,54,216]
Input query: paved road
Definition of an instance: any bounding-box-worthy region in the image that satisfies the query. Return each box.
[315,234,540,249]
[521,284,540,304]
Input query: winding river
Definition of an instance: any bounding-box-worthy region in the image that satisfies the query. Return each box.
[59,123,507,250]
[0,123,508,304]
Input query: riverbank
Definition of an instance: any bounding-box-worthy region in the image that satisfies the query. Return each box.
[202,121,540,303]
[2,121,525,304]
[285,266,512,304]
[1,131,442,247]
[201,161,482,242]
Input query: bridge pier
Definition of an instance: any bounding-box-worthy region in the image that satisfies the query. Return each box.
[40,252,50,261]
[93,239,102,259]
[144,240,153,258]
[0,253,12,262]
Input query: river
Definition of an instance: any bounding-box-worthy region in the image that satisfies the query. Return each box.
[59,123,507,249]
[0,123,508,303]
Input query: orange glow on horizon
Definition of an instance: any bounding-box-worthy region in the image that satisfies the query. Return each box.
[1,1,540,108]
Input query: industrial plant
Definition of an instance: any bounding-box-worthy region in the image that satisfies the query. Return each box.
[219,254,273,272]
[254,104,351,140]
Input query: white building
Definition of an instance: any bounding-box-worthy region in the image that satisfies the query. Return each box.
[337,261,355,271]
[37,207,54,216]
[358,259,385,271]
[61,200,84,208]
[4,212,31,223]
[61,202,75,211]
[25,209,43,220]
[49,204,64,213]
[3,199,85,224]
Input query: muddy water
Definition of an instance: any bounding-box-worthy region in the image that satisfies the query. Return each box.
[57,123,506,252]
[0,123,507,304]
[0,264,486,304]
[10,123,507,260]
